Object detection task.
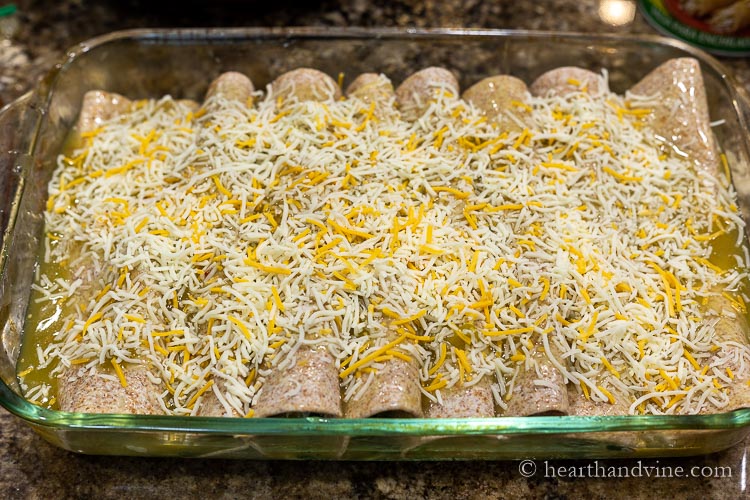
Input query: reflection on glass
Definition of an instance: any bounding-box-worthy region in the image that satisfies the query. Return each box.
[599,0,637,26]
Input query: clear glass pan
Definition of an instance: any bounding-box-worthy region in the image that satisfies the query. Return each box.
[2,27,750,459]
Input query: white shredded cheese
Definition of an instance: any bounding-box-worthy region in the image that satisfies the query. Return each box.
[24,76,750,416]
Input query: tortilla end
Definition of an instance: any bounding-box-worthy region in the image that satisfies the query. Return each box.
[271,68,342,104]
[629,57,719,175]
[58,364,162,415]
[196,381,241,417]
[530,67,606,98]
[426,377,495,418]
[462,74,528,132]
[395,67,459,121]
[346,73,394,100]
[176,99,200,112]
[344,357,423,418]
[76,90,132,135]
[503,384,569,417]
[502,345,570,416]
[567,384,629,416]
[252,345,342,418]
[205,71,255,105]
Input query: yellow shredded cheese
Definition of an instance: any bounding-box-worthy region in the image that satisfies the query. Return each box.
[24,72,750,418]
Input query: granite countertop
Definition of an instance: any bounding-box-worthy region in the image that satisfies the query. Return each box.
[2,0,750,498]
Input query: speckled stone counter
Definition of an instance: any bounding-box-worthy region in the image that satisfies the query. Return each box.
[2,1,750,498]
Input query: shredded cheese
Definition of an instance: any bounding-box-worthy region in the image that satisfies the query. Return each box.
[25,74,750,417]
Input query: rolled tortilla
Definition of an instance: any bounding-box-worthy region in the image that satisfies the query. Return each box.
[59,364,162,414]
[462,75,529,133]
[75,90,132,137]
[566,383,630,417]
[184,72,258,418]
[562,383,640,451]
[195,393,230,417]
[59,78,247,416]
[530,67,607,98]
[531,67,618,417]
[344,355,423,418]
[395,67,459,121]
[346,72,398,119]
[253,345,342,417]
[464,76,569,417]
[56,91,167,415]
[340,81,422,418]
[271,68,341,105]
[177,99,200,112]
[341,76,422,419]
[502,343,569,416]
[423,334,495,418]
[426,376,494,418]
[344,329,423,418]
[631,59,750,412]
[407,376,496,454]
[205,71,255,105]
[346,73,393,104]
[246,69,346,417]
[196,379,241,417]
[396,67,495,418]
[534,66,625,418]
[628,58,719,175]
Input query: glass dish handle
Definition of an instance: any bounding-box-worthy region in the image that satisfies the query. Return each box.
[0,92,33,241]
[0,92,35,406]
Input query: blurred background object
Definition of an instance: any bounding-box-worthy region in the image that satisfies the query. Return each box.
[0,3,24,107]
[640,0,750,55]
[599,0,637,25]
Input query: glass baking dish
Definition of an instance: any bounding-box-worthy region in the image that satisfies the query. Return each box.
[2,27,750,460]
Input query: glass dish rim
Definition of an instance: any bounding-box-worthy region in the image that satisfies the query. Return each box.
[4,26,750,437]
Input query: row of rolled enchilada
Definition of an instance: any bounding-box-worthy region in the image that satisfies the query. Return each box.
[20,57,750,419]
